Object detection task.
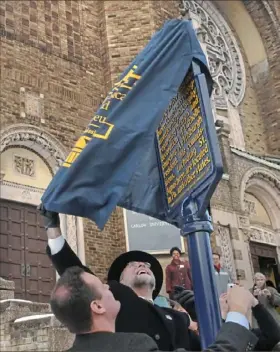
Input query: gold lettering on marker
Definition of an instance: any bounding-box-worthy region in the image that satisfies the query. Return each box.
[156,74,212,207]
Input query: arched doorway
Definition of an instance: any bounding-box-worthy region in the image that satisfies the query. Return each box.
[241,168,280,290]
[0,124,85,302]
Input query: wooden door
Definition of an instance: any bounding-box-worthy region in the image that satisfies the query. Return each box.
[0,201,26,298]
[0,199,56,302]
[250,241,277,259]
[251,254,260,273]
[24,204,56,302]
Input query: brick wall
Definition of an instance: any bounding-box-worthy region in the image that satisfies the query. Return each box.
[0,0,127,278]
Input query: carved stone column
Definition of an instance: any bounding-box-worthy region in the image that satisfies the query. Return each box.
[216,224,237,281]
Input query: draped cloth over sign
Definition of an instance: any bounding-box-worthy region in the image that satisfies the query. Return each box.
[42,19,213,230]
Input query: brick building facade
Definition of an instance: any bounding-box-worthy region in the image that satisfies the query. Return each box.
[0,1,280,349]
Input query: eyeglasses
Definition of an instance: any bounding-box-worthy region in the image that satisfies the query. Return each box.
[127,261,151,269]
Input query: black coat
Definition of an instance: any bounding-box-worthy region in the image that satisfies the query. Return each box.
[252,303,280,351]
[47,241,200,351]
[68,324,258,352]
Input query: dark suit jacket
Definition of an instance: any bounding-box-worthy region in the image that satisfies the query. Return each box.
[47,241,200,351]
[68,323,258,352]
[68,332,157,352]
[252,303,280,351]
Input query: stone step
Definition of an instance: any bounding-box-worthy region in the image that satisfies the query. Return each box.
[1,299,51,323]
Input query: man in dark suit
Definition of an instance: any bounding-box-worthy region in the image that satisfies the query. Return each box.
[51,265,258,352]
[41,206,257,351]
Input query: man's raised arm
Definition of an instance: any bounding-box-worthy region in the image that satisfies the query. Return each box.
[38,204,92,276]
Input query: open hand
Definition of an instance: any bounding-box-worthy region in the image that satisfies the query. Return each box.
[262,289,271,297]
[227,286,255,318]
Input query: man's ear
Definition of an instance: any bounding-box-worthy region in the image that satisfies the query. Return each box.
[90,300,105,315]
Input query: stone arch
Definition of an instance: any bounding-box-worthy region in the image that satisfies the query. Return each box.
[0,124,85,263]
[213,0,268,71]
[240,167,280,230]
[0,124,67,172]
[239,167,280,282]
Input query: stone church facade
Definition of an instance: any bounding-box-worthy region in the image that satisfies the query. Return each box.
[1,1,280,348]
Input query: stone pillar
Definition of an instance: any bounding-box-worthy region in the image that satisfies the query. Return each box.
[216,121,232,176]
[0,277,15,300]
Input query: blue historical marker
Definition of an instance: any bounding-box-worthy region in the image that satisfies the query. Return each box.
[156,61,223,348]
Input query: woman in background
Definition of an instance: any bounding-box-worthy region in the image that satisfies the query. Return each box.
[251,272,280,328]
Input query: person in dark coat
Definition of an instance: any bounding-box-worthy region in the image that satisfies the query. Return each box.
[40,206,256,352]
[165,247,192,299]
[50,266,258,352]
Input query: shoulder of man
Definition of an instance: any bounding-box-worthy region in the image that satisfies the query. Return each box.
[126,333,159,351]
[213,322,258,351]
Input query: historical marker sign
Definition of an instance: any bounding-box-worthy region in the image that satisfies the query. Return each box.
[156,62,223,218]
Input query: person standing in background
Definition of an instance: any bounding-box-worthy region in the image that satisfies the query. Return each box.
[165,247,192,299]
[212,252,232,297]
[251,272,280,329]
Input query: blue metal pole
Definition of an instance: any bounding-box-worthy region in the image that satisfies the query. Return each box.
[181,201,221,348]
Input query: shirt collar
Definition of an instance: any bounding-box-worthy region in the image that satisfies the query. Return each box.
[139,296,154,304]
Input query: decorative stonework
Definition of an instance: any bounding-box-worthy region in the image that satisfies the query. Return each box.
[241,168,280,205]
[0,181,45,207]
[237,215,250,229]
[229,227,240,241]
[14,155,35,177]
[21,189,32,201]
[250,226,276,246]
[241,229,251,243]
[181,0,246,110]
[236,268,246,280]
[240,167,280,230]
[0,124,67,172]
[244,198,256,215]
[233,249,243,261]
[0,171,5,182]
[217,224,237,281]
[20,88,44,120]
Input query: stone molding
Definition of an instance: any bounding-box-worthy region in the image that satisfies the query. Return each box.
[240,167,280,213]
[1,124,67,173]
[231,148,280,171]
[250,225,277,246]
